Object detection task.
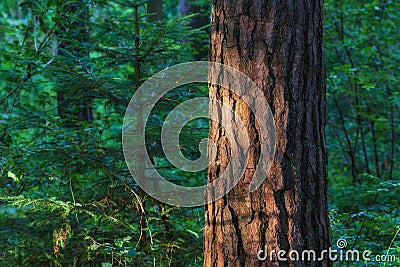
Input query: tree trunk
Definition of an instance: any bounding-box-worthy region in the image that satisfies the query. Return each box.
[57,1,93,124]
[178,0,209,59]
[147,0,163,21]
[178,0,189,16]
[204,0,331,266]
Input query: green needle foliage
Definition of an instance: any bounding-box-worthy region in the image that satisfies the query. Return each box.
[1,0,207,265]
[325,0,400,265]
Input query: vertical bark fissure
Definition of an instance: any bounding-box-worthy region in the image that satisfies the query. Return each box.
[228,205,246,266]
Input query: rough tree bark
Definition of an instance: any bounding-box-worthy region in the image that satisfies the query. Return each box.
[204,0,331,266]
